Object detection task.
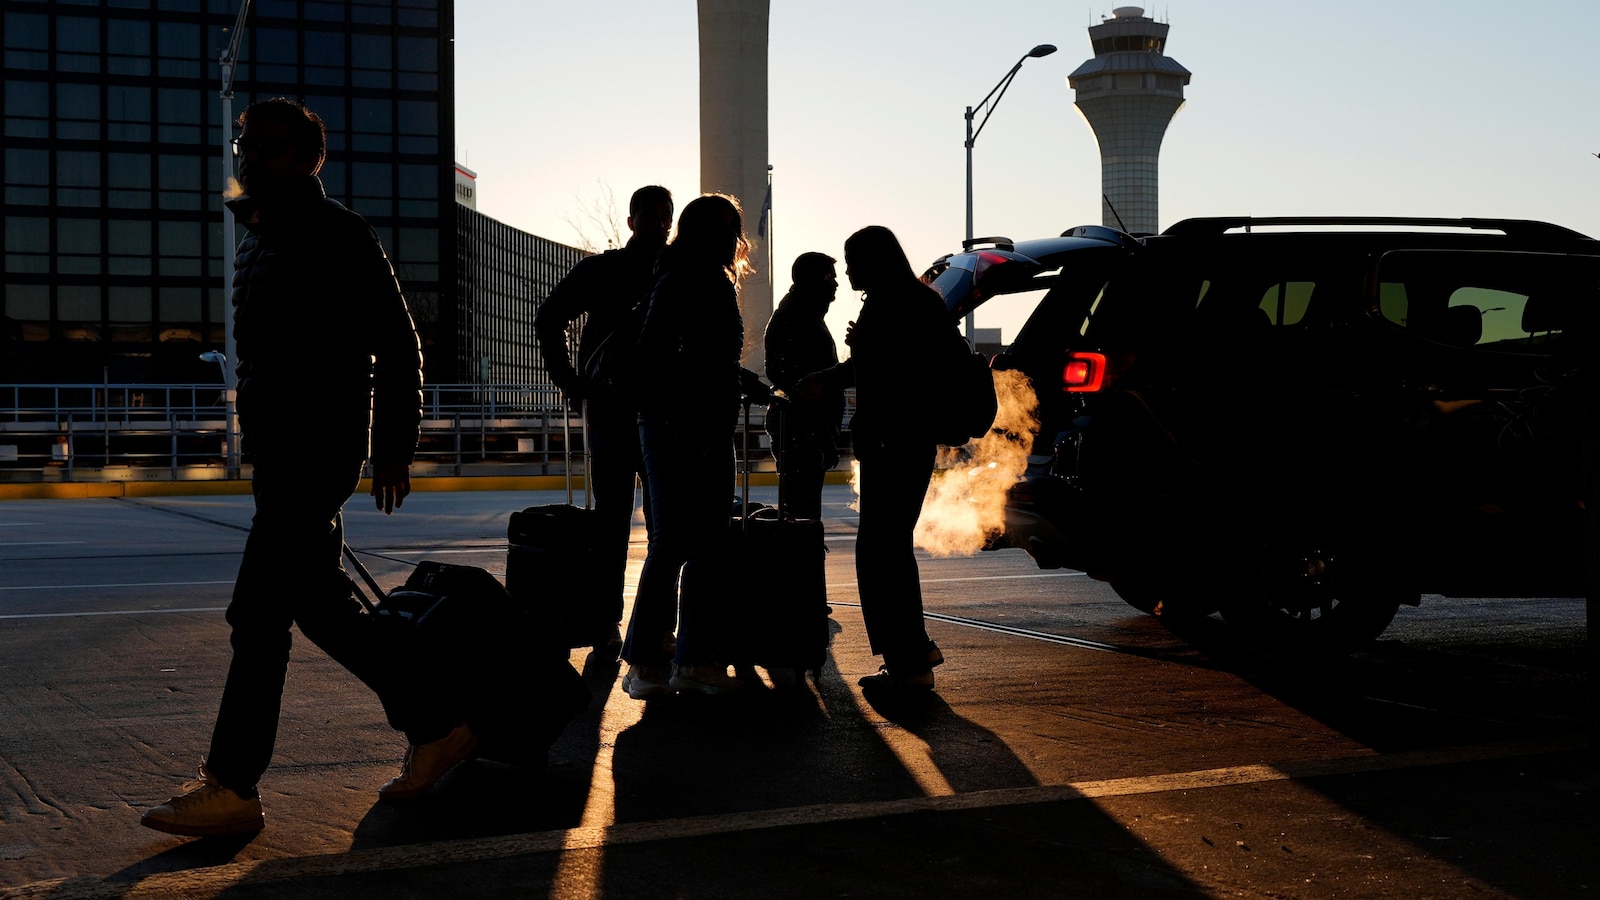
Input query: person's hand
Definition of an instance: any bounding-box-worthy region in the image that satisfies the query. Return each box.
[792,374,825,402]
[370,461,411,515]
[843,319,857,347]
[739,367,774,402]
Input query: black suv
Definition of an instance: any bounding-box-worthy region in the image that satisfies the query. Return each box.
[925,218,1598,653]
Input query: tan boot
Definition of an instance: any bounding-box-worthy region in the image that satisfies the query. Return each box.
[378,723,478,802]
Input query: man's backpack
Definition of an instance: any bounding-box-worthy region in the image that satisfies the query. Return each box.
[928,325,999,446]
[580,298,647,397]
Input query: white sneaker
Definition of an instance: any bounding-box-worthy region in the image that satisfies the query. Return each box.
[141,766,265,837]
[623,664,672,700]
[669,663,743,696]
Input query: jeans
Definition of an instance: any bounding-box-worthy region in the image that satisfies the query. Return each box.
[204,453,455,793]
[622,413,734,667]
[855,438,938,674]
[585,394,651,625]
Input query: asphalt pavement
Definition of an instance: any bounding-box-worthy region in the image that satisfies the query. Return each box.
[0,486,1591,899]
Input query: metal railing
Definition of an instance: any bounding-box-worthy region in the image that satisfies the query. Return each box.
[0,382,825,482]
[0,384,232,481]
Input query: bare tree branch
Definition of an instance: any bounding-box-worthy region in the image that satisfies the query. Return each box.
[559,181,627,253]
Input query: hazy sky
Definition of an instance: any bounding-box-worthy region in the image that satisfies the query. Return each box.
[454,0,1600,346]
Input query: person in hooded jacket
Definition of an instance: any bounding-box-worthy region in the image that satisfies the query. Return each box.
[763,251,844,521]
[142,98,471,838]
[619,193,753,699]
[795,226,949,691]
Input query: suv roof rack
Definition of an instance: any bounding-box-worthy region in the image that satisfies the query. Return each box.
[1161,216,1591,242]
[962,236,1015,252]
[1059,224,1141,247]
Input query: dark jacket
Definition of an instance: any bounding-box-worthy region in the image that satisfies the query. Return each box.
[765,283,844,457]
[764,284,839,392]
[226,175,422,464]
[635,256,745,421]
[533,237,659,398]
[816,278,948,448]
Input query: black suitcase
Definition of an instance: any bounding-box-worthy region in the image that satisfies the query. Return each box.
[345,548,591,767]
[504,403,615,649]
[687,397,831,679]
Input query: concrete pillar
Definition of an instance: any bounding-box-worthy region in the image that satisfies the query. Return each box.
[697,0,771,374]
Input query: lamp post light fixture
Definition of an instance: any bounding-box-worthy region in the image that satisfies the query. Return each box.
[964,42,1057,341]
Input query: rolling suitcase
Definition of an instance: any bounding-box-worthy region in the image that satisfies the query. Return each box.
[504,403,616,650]
[688,396,831,681]
[344,546,590,767]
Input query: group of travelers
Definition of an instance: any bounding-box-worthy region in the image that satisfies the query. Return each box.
[538,188,948,701]
[139,98,949,840]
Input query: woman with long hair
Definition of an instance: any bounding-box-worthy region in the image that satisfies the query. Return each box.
[797,225,950,691]
[619,193,753,698]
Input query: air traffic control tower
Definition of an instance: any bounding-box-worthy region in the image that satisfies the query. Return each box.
[1068,6,1190,235]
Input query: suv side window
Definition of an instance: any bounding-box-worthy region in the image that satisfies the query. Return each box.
[1257,281,1315,326]
[1449,287,1534,347]
[1373,250,1590,354]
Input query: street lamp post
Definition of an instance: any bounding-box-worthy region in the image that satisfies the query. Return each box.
[963,43,1057,341]
[217,0,251,478]
[199,351,237,478]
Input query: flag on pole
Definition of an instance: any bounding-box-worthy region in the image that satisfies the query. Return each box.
[755,183,772,239]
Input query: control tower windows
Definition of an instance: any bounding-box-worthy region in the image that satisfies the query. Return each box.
[1092,36,1165,55]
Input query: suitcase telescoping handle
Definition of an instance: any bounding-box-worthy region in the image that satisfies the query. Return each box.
[560,399,594,510]
[342,543,387,614]
[738,393,794,533]
[761,394,795,524]
[739,397,752,528]
[773,397,787,521]
[582,400,592,509]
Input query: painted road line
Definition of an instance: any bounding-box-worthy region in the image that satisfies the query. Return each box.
[921,609,1127,654]
[0,580,233,592]
[4,736,1579,900]
[375,547,505,556]
[0,541,85,547]
[829,601,1129,656]
[918,572,1086,584]
[0,606,227,621]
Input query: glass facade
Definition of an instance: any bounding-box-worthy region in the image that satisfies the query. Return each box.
[0,0,457,384]
[455,204,587,390]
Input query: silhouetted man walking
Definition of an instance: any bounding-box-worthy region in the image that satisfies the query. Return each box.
[142,98,473,838]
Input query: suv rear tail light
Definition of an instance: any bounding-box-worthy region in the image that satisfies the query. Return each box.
[1062,352,1106,392]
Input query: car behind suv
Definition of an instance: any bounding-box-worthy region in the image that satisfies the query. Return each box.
[925,217,1598,653]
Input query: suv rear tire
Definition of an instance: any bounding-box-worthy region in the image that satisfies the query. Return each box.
[1218,540,1410,655]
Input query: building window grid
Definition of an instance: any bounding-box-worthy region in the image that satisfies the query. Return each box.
[3,1,459,382]
[455,208,585,387]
